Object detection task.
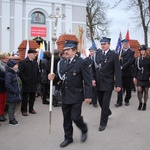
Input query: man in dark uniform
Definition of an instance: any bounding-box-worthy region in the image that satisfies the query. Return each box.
[93,37,122,131]
[115,39,135,107]
[85,45,98,108]
[49,40,92,148]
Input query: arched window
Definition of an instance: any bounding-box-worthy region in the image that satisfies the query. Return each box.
[31,11,46,24]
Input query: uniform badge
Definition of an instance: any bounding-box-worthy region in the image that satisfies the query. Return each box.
[73,70,76,76]
[104,58,107,63]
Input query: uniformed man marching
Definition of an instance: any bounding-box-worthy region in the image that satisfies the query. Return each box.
[92,37,122,131]
[48,40,92,148]
[85,45,98,108]
[115,39,135,107]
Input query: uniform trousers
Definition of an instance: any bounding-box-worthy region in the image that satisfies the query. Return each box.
[92,87,98,105]
[61,102,87,142]
[117,76,132,104]
[97,90,112,127]
[21,92,35,113]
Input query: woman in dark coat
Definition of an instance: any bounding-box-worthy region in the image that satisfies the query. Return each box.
[0,52,9,122]
[5,60,21,126]
[134,45,150,111]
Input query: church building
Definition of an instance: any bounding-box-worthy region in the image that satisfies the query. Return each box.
[0,0,86,52]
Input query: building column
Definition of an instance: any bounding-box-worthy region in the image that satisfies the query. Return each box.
[10,0,15,53]
[22,0,26,40]
[0,0,2,51]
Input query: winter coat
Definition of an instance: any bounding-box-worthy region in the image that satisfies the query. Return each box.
[5,67,21,102]
[18,57,39,93]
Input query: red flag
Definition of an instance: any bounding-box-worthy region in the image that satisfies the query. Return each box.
[126,30,130,41]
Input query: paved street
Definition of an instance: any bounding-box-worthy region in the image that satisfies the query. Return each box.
[0,91,150,150]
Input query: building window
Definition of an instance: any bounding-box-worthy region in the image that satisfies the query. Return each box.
[31,12,46,24]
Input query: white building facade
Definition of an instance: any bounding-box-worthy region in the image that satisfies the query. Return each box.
[0,0,87,52]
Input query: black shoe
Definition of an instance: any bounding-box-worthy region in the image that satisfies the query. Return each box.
[125,102,129,106]
[60,140,73,148]
[9,119,19,126]
[114,103,122,107]
[98,126,106,131]
[0,115,7,122]
[138,102,143,110]
[42,100,49,105]
[89,101,93,105]
[108,111,112,116]
[81,132,87,142]
[142,103,146,111]
[53,103,61,107]
[93,104,98,108]
[22,112,28,116]
[29,110,36,114]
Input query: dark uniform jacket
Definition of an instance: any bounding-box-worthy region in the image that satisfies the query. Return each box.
[93,49,122,91]
[57,55,92,104]
[85,56,94,76]
[18,57,39,93]
[134,57,150,81]
[5,67,21,102]
[119,48,135,77]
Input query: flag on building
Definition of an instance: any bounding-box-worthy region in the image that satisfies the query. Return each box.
[25,40,29,58]
[115,32,122,53]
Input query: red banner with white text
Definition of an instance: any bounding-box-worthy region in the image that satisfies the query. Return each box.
[31,27,46,37]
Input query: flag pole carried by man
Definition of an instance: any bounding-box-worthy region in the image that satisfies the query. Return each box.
[48,7,66,133]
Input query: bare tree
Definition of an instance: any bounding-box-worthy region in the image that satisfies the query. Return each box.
[111,0,150,46]
[86,0,111,41]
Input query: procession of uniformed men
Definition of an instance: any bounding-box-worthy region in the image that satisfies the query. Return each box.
[48,36,149,148]
[0,35,149,148]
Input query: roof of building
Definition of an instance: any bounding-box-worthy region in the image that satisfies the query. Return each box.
[129,39,150,58]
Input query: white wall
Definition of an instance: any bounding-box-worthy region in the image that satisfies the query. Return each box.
[2,1,10,52]
[0,0,86,52]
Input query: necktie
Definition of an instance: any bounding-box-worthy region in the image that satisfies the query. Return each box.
[67,59,70,66]
[102,51,105,59]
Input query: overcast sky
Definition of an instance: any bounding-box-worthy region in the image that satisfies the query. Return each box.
[90,0,145,50]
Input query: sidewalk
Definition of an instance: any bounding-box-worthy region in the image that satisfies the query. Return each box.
[0,91,150,150]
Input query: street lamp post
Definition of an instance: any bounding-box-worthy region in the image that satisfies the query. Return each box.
[49,7,65,134]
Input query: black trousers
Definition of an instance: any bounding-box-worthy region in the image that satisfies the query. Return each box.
[61,102,87,142]
[117,76,132,104]
[92,87,98,105]
[97,91,112,127]
[21,92,35,113]
[41,83,49,101]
